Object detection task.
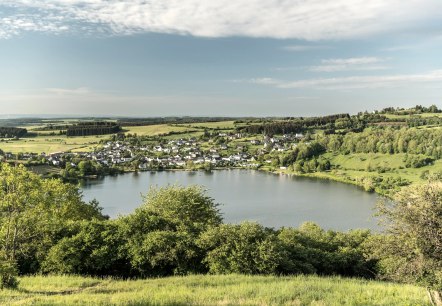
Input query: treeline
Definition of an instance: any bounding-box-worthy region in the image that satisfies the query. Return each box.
[118,117,243,127]
[33,124,71,131]
[66,122,121,136]
[378,104,440,114]
[317,127,442,159]
[1,164,441,300]
[240,114,352,135]
[0,127,27,138]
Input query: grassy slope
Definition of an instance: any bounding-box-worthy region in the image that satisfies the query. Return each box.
[0,274,430,306]
[306,153,442,188]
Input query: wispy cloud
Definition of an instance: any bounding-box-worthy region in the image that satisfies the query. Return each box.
[46,87,91,95]
[283,45,330,52]
[309,57,388,72]
[246,70,442,90]
[249,78,280,85]
[0,14,69,39]
[1,0,441,40]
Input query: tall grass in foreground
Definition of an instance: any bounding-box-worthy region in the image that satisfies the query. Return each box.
[0,274,430,305]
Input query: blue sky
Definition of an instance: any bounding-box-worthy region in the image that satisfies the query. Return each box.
[1,1,442,116]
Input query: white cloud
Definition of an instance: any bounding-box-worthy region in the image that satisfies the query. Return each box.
[248,70,442,90]
[283,45,330,52]
[249,78,280,85]
[1,0,442,40]
[309,57,388,72]
[322,57,382,65]
[0,14,69,39]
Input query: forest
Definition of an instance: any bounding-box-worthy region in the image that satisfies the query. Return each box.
[66,122,122,136]
[0,127,27,138]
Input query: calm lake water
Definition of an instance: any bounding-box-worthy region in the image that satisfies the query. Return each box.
[81,170,380,231]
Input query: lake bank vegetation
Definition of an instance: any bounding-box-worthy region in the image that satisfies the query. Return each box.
[1,163,441,304]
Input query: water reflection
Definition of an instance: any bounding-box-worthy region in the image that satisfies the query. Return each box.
[81,170,380,231]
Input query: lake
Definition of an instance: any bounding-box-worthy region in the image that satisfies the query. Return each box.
[81,170,380,231]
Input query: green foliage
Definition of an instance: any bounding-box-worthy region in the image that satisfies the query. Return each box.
[318,127,442,158]
[371,182,442,292]
[0,255,18,289]
[121,185,222,276]
[42,220,129,276]
[403,154,434,168]
[0,163,105,274]
[278,223,375,278]
[198,222,282,274]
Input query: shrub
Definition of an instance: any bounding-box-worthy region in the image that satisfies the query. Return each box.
[0,258,19,289]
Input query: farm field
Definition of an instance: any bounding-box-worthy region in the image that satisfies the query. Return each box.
[0,135,104,154]
[384,113,442,119]
[181,120,236,129]
[122,124,196,136]
[0,274,430,306]
[0,122,224,154]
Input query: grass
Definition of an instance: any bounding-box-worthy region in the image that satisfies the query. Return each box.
[0,274,430,305]
[0,124,197,154]
[383,113,442,119]
[181,120,236,130]
[274,152,442,196]
[122,124,195,136]
[325,152,442,184]
[0,135,105,154]
[27,165,61,176]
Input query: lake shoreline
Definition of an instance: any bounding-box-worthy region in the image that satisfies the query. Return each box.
[109,166,383,197]
[81,168,380,230]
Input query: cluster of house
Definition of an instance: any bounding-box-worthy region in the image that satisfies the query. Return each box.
[1,133,305,170]
[96,138,258,169]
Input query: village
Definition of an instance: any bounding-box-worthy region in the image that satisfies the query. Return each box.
[0,132,306,173]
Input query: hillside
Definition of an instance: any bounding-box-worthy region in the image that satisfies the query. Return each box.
[0,274,430,305]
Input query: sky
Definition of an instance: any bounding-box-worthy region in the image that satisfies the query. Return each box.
[0,0,442,117]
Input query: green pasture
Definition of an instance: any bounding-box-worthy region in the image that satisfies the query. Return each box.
[0,274,430,305]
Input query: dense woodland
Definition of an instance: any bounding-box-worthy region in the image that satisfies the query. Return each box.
[66,122,122,136]
[239,113,353,135]
[0,127,27,138]
[118,117,243,126]
[1,164,441,302]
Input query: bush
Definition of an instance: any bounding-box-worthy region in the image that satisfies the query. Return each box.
[198,222,283,274]
[0,258,19,289]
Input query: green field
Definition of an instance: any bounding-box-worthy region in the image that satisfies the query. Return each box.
[183,120,236,130]
[384,113,442,119]
[326,152,442,182]
[0,124,200,154]
[278,152,442,195]
[0,274,430,305]
[0,135,104,154]
[122,124,195,136]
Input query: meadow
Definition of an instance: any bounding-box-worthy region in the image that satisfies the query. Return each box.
[0,123,214,154]
[0,135,103,154]
[0,274,430,305]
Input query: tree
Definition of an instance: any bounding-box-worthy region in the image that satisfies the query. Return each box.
[198,222,283,274]
[375,181,442,304]
[0,164,105,275]
[42,220,129,276]
[121,185,222,276]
